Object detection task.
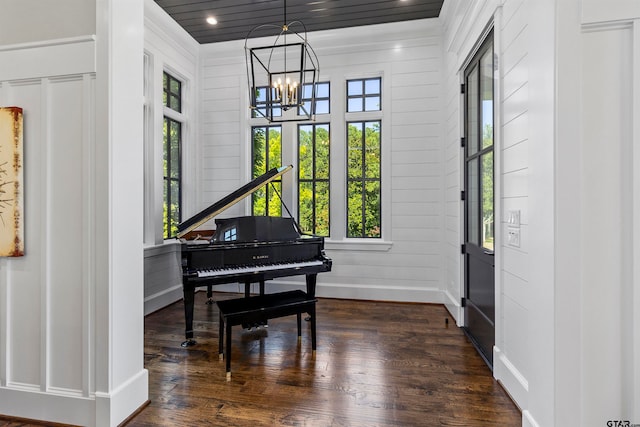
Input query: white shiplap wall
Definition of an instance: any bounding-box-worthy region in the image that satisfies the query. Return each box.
[143,0,199,315]
[495,0,530,407]
[440,0,531,415]
[196,20,445,302]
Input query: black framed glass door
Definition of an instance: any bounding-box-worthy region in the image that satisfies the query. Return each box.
[463,30,495,367]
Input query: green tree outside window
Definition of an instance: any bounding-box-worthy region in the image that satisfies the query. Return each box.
[163,72,182,239]
[347,121,381,238]
[298,124,330,236]
[252,126,283,216]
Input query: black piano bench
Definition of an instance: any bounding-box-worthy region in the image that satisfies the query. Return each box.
[216,290,317,381]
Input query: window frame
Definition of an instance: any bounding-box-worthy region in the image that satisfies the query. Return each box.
[298,122,331,236]
[346,77,382,113]
[162,71,184,239]
[251,124,284,216]
[346,120,382,238]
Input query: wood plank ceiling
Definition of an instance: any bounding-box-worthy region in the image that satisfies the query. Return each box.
[153,0,444,44]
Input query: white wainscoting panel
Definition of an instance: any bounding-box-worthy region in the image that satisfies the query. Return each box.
[0,37,99,423]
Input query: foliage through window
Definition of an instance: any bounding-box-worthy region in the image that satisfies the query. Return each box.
[298,123,330,236]
[347,78,381,112]
[252,125,283,216]
[163,72,182,239]
[347,121,381,238]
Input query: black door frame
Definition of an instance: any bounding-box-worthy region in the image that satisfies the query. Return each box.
[462,28,496,369]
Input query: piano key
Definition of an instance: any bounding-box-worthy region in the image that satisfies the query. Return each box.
[195,260,324,278]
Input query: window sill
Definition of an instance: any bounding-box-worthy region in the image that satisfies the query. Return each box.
[325,239,393,252]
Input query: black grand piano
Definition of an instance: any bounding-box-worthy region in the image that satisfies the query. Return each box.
[177,165,332,349]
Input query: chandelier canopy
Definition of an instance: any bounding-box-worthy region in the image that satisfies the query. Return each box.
[244,0,320,122]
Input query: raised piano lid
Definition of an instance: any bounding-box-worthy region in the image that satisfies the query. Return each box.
[176,165,293,238]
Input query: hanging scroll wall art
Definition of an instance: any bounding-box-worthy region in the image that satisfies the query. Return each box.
[0,107,24,257]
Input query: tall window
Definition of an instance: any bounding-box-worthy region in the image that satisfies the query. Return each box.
[346,77,382,238]
[298,123,330,236]
[252,125,282,215]
[163,72,182,239]
[347,121,381,238]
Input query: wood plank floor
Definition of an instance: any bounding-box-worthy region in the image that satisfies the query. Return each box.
[127,291,521,427]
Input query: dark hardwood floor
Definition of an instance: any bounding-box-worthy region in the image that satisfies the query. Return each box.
[127,291,521,427]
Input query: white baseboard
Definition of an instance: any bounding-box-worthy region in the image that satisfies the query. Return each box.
[0,386,94,426]
[522,409,539,427]
[202,281,444,303]
[144,283,183,315]
[317,282,444,303]
[442,289,463,325]
[95,368,149,427]
[493,345,528,410]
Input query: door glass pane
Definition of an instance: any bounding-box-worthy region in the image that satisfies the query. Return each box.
[480,49,494,149]
[481,152,494,250]
[467,158,479,245]
[467,66,479,156]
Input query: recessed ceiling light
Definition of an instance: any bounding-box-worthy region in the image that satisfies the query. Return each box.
[206,16,218,25]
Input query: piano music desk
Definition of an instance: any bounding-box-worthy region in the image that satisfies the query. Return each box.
[216,290,317,381]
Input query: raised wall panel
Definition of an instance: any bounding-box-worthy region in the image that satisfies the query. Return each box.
[440,0,531,415]
[47,77,86,393]
[5,81,44,388]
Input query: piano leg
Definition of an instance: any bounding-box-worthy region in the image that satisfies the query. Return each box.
[305,273,317,298]
[181,285,197,347]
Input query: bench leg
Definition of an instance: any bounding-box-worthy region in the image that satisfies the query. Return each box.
[218,313,224,361]
[297,312,302,343]
[310,305,317,355]
[226,320,232,381]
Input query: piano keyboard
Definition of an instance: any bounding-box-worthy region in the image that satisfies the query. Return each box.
[195,259,324,278]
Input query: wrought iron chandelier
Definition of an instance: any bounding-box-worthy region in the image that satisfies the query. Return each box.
[244,0,320,122]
